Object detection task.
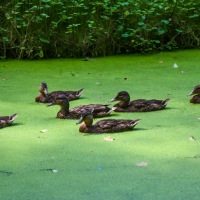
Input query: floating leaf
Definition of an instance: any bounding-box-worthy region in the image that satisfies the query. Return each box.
[189,136,196,141]
[136,162,148,167]
[40,129,48,133]
[173,63,178,68]
[104,136,114,142]
[40,168,58,173]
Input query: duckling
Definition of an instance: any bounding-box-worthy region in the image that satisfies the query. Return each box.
[189,85,200,103]
[0,114,18,128]
[47,95,115,119]
[109,91,170,112]
[35,82,84,103]
[76,109,141,133]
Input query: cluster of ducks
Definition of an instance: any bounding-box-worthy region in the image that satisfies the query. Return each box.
[1,82,200,133]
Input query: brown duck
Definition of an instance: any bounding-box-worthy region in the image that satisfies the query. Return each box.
[35,82,84,103]
[47,95,115,119]
[0,114,18,128]
[189,85,200,103]
[76,109,141,133]
[109,91,170,112]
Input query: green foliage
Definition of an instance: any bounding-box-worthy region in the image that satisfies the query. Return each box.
[0,0,200,59]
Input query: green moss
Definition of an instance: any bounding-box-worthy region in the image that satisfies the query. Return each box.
[1,49,200,200]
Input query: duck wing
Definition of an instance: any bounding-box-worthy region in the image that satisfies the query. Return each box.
[49,88,84,101]
[70,104,112,117]
[0,114,18,128]
[95,119,141,133]
[131,98,170,111]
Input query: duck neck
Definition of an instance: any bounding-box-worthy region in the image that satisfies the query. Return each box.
[59,104,70,117]
[118,99,130,108]
[40,91,47,97]
[85,118,93,127]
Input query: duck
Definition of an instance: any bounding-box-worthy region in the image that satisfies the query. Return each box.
[109,91,170,112]
[47,95,115,119]
[188,85,200,103]
[0,114,18,128]
[76,109,141,133]
[35,82,84,103]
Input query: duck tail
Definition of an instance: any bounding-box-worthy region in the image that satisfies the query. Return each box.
[8,114,18,124]
[162,98,170,106]
[107,107,117,114]
[130,119,141,128]
[76,88,84,97]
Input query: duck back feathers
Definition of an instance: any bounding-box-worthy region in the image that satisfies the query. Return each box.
[109,91,170,112]
[35,82,84,103]
[0,114,18,128]
[76,109,141,133]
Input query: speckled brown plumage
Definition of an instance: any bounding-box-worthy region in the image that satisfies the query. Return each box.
[35,82,84,103]
[0,114,18,128]
[189,85,200,104]
[76,109,141,133]
[109,91,170,112]
[47,95,115,119]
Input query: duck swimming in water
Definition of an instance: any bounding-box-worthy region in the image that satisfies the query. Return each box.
[0,114,18,128]
[76,109,141,133]
[109,91,170,112]
[47,95,115,119]
[35,82,84,103]
[188,85,200,103]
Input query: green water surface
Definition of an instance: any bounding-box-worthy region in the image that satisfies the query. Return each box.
[0,50,200,200]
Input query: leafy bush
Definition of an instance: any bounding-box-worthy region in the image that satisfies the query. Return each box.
[0,0,199,59]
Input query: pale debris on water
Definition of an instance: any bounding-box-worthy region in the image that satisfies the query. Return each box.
[104,136,115,142]
[135,162,148,167]
[40,129,48,133]
[173,63,178,68]
[189,136,196,141]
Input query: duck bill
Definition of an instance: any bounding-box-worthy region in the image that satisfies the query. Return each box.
[44,88,48,94]
[76,117,83,125]
[108,97,116,102]
[188,91,193,96]
[47,102,54,107]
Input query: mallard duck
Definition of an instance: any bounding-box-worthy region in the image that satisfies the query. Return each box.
[109,91,170,112]
[0,114,18,128]
[35,82,84,103]
[76,109,141,133]
[189,85,200,103]
[47,95,115,119]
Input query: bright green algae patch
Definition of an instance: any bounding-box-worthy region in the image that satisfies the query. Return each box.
[1,49,200,200]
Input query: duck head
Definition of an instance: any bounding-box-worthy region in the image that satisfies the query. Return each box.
[39,82,48,95]
[76,109,94,127]
[109,91,130,108]
[189,85,200,96]
[47,95,70,117]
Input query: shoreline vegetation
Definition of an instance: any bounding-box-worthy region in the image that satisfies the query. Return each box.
[0,0,199,59]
